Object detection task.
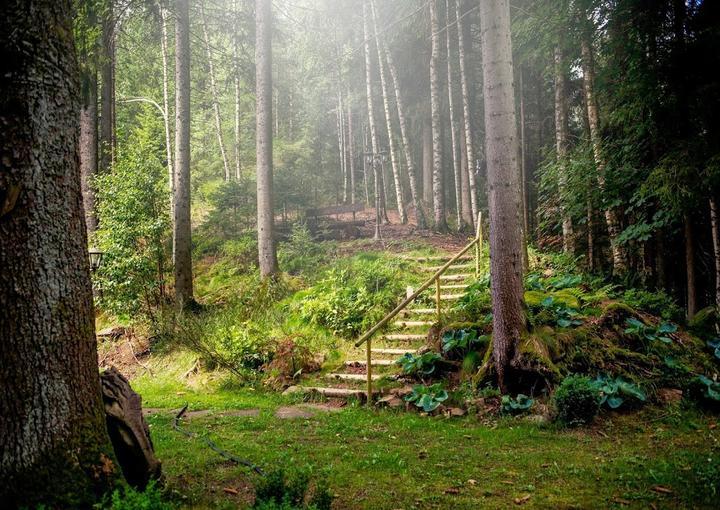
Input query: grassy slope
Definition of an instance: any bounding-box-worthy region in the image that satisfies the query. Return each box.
[134,358,718,510]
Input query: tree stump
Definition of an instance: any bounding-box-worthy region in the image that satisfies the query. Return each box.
[101,367,162,489]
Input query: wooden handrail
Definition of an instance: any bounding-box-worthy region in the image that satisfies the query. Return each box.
[354,237,479,348]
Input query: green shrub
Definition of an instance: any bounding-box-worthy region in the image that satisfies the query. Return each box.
[254,469,331,510]
[593,374,646,409]
[103,481,174,510]
[624,317,677,344]
[278,224,328,275]
[501,394,534,415]
[395,352,441,376]
[453,277,491,318]
[553,375,601,427]
[622,288,684,322]
[221,235,258,267]
[404,383,449,412]
[298,256,404,338]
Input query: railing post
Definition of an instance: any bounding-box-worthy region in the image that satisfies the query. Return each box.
[436,276,441,323]
[366,337,372,405]
[475,211,482,278]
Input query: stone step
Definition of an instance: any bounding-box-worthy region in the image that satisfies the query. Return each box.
[439,273,473,281]
[393,320,434,328]
[422,263,474,272]
[371,348,417,355]
[383,334,426,341]
[283,386,373,399]
[345,359,396,367]
[325,373,386,381]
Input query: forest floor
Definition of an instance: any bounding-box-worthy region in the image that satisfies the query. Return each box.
[131,354,718,510]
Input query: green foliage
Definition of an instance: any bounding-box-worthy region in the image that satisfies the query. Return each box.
[527,294,583,328]
[688,307,719,340]
[404,383,449,412]
[624,318,677,344]
[622,289,684,322]
[254,468,332,510]
[395,352,441,377]
[94,109,170,320]
[441,329,488,356]
[707,338,720,362]
[298,255,405,338]
[453,276,491,318]
[691,375,720,403]
[500,394,534,415]
[593,374,646,409]
[101,481,174,510]
[553,375,601,427]
[278,224,328,275]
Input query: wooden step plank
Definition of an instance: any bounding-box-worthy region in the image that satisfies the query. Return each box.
[345,359,396,367]
[283,386,372,398]
[371,348,417,355]
[393,320,434,328]
[403,308,435,314]
[439,273,473,281]
[440,284,469,290]
[421,263,474,272]
[436,294,464,300]
[325,373,386,381]
[401,255,472,262]
[383,334,426,341]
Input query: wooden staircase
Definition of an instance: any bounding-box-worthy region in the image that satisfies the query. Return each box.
[286,214,484,402]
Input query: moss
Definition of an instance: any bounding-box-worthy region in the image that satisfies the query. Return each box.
[688,306,717,339]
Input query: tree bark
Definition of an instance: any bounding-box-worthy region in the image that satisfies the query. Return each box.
[0,1,119,505]
[100,0,115,173]
[422,115,433,205]
[519,66,529,272]
[580,34,626,275]
[362,124,370,206]
[363,1,383,223]
[80,65,99,236]
[233,0,242,180]
[479,0,525,393]
[347,94,356,204]
[159,4,174,229]
[554,46,574,253]
[256,0,278,277]
[711,197,720,307]
[370,0,407,223]
[430,0,448,232]
[460,127,473,226]
[446,0,463,230]
[684,213,697,319]
[201,1,231,182]
[174,0,194,305]
[456,0,478,227]
[335,91,346,203]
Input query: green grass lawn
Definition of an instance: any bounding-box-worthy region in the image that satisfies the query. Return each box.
[134,362,719,509]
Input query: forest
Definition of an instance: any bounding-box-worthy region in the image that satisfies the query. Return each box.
[1,0,719,508]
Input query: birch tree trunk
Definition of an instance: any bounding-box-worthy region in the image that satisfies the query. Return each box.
[430,0,448,232]
[201,2,231,182]
[159,5,174,225]
[1,1,118,504]
[335,91,347,203]
[362,124,370,206]
[370,0,407,223]
[710,197,720,307]
[456,0,478,227]
[363,1,382,220]
[347,95,356,204]
[581,34,626,275]
[256,0,278,277]
[233,0,242,180]
[446,0,463,230]
[174,0,194,306]
[554,46,574,253]
[422,116,433,205]
[479,0,525,393]
[381,37,425,228]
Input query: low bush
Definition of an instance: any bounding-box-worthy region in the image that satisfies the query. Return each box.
[103,480,174,510]
[622,288,684,322]
[278,224,329,276]
[593,374,646,409]
[395,352,441,377]
[500,394,534,415]
[254,469,332,510]
[553,375,600,427]
[404,383,449,412]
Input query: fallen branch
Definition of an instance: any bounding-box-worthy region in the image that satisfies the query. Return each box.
[172,404,265,476]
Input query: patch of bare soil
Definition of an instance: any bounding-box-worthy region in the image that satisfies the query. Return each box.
[98,330,152,380]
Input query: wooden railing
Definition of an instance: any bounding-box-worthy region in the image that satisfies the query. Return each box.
[355,212,483,402]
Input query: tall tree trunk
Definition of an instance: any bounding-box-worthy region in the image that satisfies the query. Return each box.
[0,1,118,505]
[80,63,99,236]
[159,4,174,229]
[422,115,433,205]
[381,39,425,228]
[430,0,447,232]
[174,0,194,306]
[256,0,278,276]
[370,0,407,223]
[518,66,529,272]
[335,91,346,203]
[479,0,525,393]
[580,34,626,275]
[201,1,231,182]
[554,46,573,253]
[363,1,383,224]
[655,229,666,290]
[347,95,356,204]
[456,0,478,227]
[460,127,473,226]
[362,123,370,206]
[100,0,115,173]
[587,196,595,271]
[684,213,697,319]
[710,197,720,307]
[233,0,242,180]
[445,0,463,230]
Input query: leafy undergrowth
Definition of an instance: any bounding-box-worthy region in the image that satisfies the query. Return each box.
[131,355,719,509]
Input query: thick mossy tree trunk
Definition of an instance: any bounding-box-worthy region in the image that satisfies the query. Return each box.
[479,0,526,393]
[0,1,120,506]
